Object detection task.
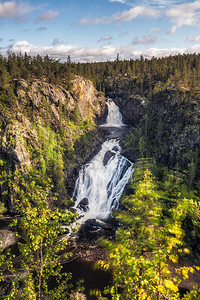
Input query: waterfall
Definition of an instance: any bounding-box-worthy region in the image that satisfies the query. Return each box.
[73,100,133,222]
[102,100,124,127]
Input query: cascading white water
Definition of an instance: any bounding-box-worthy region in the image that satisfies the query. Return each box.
[73,100,133,222]
[73,139,133,221]
[103,100,124,127]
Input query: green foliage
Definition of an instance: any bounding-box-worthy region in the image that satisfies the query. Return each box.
[71,103,81,123]
[181,286,200,299]
[32,124,66,193]
[138,136,146,158]
[2,52,200,99]
[123,127,143,153]
[1,168,77,299]
[0,201,6,217]
[98,165,200,299]
[0,160,6,215]
[0,158,12,210]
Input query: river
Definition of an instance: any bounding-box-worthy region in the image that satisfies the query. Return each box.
[73,99,133,223]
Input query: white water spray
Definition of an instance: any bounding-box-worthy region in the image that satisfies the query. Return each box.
[101,100,124,127]
[73,100,133,222]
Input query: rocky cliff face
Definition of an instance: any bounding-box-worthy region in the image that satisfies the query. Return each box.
[113,94,146,126]
[148,89,200,167]
[72,76,105,120]
[0,77,106,205]
[111,88,200,169]
[17,76,105,122]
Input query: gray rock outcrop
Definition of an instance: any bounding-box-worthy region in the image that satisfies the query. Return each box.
[0,230,18,250]
[114,95,146,126]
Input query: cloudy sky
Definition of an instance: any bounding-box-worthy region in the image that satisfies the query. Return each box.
[1,0,200,62]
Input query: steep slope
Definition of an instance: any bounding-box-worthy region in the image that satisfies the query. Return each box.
[0,76,106,210]
[113,88,200,172]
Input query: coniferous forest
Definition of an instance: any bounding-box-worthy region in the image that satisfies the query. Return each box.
[1,53,200,299]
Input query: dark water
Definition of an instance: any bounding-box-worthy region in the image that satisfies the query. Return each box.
[62,260,112,299]
[100,125,130,139]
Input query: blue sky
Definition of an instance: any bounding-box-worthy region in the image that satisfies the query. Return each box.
[1,0,200,62]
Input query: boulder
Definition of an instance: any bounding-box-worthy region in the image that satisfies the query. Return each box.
[70,292,86,300]
[78,198,89,212]
[103,150,115,166]
[79,219,116,240]
[85,219,98,229]
[0,230,18,250]
[112,145,119,152]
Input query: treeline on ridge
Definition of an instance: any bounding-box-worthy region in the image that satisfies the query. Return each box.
[1,52,200,95]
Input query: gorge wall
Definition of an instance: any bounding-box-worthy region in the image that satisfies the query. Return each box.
[0,76,107,209]
[111,88,200,172]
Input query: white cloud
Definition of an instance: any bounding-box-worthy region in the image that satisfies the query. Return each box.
[185,44,200,53]
[167,0,200,34]
[52,38,62,45]
[36,11,59,23]
[5,40,200,63]
[6,40,119,62]
[100,35,113,41]
[132,36,157,45]
[141,0,183,8]
[0,1,17,18]
[187,35,200,42]
[0,1,40,22]
[114,6,159,21]
[133,45,200,59]
[141,47,185,58]
[97,35,113,43]
[77,16,111,25]
[78,6,159,25]
[136,0,192,9]
[16,2,37,19]
[109,0,126,3]
[150,27,161,33]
